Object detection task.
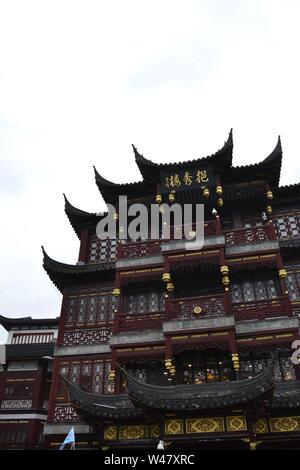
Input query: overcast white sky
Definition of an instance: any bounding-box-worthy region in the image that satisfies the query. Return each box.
[0,0,300,343]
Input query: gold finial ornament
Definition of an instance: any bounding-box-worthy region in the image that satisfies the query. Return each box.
[266,190,273,200]
[162,273,171,283]
[108,370,116,381]
[217,198,224,207]
[203,187,210,198]
[216,185,223,196]
[168,193,175,203]
[231,353,240,370]
[170,366,176,376]
[220,266,229,275]
[156,194,162,204]
[266,205,272,215]
[112,288,121,296]
[167,282,174,292]
[165,359,172,369]
[222,276,230,286]
[113,213,119,221]
[279,269,287,279]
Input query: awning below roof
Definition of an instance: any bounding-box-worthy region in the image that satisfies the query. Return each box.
[64,351,294,419]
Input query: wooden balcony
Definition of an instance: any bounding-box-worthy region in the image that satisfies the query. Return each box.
[116,312,165,332]
[117,220,219,260]
[166,293,227,321]
[224,224,276,247]
[117,240,161,259]
[233,296,292,321]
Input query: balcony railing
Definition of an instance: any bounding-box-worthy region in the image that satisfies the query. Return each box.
[224,224,276,247]
[117,312,165,332]
[166,294,227,321]
[233,296,292,321]
[117,240,161,259]
[117,220,219,259]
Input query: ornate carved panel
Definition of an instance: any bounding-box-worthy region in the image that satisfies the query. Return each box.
[165,419,184,435]
[53,404,81,423]
[149,425,160,438]
[119,425,148,440]
[226,416,247,432]
[186,418,224,433]
[104,426,118,440]
[270,416,300,433]
[255,418,269,434]
[63,328,112,346]
[0,400,32,409]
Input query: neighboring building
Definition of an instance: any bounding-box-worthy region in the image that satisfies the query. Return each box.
[0,315,58,449]
[42,131,300,450]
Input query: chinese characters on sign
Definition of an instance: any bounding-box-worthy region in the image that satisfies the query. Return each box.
[160,166,214,193]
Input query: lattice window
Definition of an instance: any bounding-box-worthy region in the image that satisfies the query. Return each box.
[230,283,243,303]
[98,295,109,321]
[126,291,165,314]
[70,364,80,385]
[87,296,96,322]
[89,237,117,263]
[286,272,300,301]
[67,298,77,323]
[77,298,86,323]
[176,351,234,384]
[231,278,279,304]
[242,281,256,302]
[108,295,118,320]
[265,279,278,299]
[124,358,167,387]
[92,361,104,393]
[274,213,300,239]
[57,364,70,397]
[239,349,296,382]
[66,293,115,326]
[81,362,92,391]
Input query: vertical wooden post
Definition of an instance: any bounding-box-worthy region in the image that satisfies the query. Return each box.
[78,229,89,262]
[47,357,60,422]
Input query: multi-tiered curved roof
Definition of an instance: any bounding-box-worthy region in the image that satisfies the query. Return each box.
[62,351,300,421]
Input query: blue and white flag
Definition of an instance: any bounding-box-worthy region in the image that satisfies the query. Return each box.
[59,427,75,450]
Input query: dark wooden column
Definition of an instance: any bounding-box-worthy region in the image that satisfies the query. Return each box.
[56,288,68,347]
[78,229,89,262]
[47,357,60,421]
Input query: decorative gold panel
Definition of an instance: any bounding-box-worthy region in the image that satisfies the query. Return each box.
[119,425,147,440]
[165,419,184,435]
[186,418,224,434]
[270,417,300,433]
[149,425,160,439]
[226,416,247,432]
[104,426,117,440]
[254,419,268,434]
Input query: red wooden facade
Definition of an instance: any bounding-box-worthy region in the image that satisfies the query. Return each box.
[40,132,300,449]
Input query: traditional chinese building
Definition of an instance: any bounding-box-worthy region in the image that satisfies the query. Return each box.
[0,315,58,448]
[42,131,300,450]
